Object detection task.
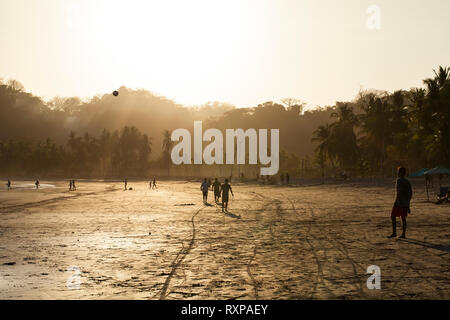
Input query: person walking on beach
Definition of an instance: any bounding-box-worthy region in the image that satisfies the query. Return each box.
[221,179,234,212]
[124,178,128,191]
[72,180,76,191]
[152,177,157,189]
[389,167,413,239]
[35,180,40,189]
[212,178,222,203]
[201,178,209,204]
[69,180,73,191]
[7,179,11,190]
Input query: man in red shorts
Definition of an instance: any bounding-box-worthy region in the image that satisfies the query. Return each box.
[389,167,413,239]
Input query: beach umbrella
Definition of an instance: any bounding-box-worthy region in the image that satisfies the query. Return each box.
[421,167,450,201]
[409,168,432,200]
[409,168,429,177]
[423,167,450,175]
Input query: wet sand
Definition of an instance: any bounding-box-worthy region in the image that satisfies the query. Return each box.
[0,180,449,299]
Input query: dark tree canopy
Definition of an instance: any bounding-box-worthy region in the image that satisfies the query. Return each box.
[1,66,449,178]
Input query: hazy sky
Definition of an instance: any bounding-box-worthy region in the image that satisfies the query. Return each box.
[1,0,449,108]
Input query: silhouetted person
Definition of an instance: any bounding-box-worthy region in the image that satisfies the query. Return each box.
[35,180,40,189]
[201,178,209,204]
[72,180,76,191]
[286,173,290,185]
[124,178,128,190]
[69,180,73,191]
[221,179,234,212]
[212,178,221,203]
[149,180,152,189]
[389,167,413,239]
[425,174,433,188]
[152,177,157,189]
[7,179,11,190]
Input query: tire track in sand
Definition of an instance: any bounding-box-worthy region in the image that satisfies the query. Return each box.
[246,243,260,299]
[289,200,337,299]
[0,187,120,213]
[243,191,273,299]
[158,207,204,300]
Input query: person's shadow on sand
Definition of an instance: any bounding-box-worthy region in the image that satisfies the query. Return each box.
[400,238,450,253]
[224,211,241,219]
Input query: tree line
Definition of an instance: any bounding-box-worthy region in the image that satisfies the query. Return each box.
[1,66,448,179]
[312,66,450,179]
[0,126,151,177]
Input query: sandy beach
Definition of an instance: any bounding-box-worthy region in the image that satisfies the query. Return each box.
[0,180,449,299]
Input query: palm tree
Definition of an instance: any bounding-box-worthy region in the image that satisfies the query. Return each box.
[162,130,173,177]
[426,66,450,165]
[330,103,359,170]
[433,66,450,89]
[358,94,393,176]
[331,102,358,125]
[312,123,334,182]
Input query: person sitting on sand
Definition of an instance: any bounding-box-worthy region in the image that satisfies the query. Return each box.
[221,179,234,212]
[389,167,413,239]
[35,180,40,189]
[212,178,221,203]
[200,178,209,204]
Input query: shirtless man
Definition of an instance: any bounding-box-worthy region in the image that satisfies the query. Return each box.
[389,167,413,239]
[212,178,221,203]
[221,179,234,212]
[200,178,209,204]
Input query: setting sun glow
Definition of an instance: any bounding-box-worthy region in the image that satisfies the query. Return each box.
[1,0,449,107]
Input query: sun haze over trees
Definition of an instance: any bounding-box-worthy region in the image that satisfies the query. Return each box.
[0,66,449,179]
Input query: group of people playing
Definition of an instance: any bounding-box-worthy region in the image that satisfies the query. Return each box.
[5,179,39,189]
[123,178,157,191]
[69,179,77,191]
[201,178,234,212]
[1,167,416,238]
[149,177,157,190]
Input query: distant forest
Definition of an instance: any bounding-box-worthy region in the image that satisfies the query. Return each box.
[0,66,449,179]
